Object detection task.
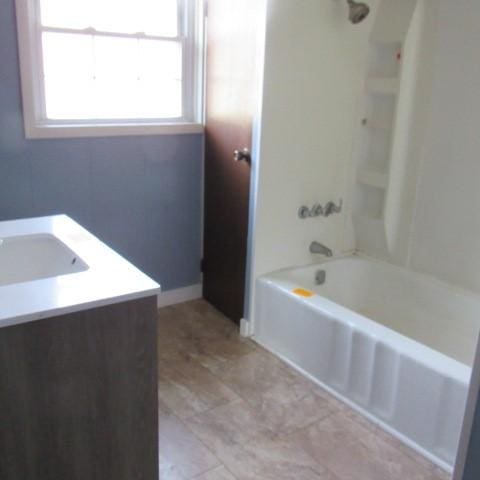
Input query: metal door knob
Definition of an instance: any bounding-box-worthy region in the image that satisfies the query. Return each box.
[233,148,251,164]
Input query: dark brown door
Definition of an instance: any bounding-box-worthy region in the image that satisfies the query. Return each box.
[202,0,262,323]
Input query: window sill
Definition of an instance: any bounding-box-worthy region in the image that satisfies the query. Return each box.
[24,122,204,139]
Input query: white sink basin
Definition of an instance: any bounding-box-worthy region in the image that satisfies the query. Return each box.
[0,234,89,287]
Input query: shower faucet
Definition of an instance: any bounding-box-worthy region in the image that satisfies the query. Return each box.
[309,242,333,257]
[298,204,322,219]
[298,199,342,219]
[324,199,343,217]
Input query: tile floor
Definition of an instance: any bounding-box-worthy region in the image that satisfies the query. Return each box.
[157,300,451,480]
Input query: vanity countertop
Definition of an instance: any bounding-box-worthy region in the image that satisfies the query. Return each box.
[0,215,160,328]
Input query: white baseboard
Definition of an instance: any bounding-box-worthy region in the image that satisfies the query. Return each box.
[157,284,202,308]
[240,317,254,337]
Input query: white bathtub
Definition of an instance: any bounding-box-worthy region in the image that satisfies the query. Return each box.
[254,255,480,471]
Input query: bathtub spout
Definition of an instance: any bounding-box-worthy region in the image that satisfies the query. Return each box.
[309,241,332,257]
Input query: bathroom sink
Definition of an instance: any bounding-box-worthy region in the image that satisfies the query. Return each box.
[0,233,88,287]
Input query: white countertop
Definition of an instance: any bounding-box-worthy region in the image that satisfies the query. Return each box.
[0,215,160,328]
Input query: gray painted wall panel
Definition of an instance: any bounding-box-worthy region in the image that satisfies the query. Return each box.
[0,0,203,291]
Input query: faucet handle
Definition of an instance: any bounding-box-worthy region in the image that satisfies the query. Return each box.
[324,199,343,217]
[310,203,324,217]
[298,206,310,219]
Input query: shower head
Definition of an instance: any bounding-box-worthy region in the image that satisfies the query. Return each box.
[346,0,370,24]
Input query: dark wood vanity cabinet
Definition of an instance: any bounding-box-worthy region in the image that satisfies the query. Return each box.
[0,296,159,480]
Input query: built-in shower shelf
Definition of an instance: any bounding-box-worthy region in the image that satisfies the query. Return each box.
[356,169,389,189]
[351,0,419,260]
[366,77,399,95]
[353,212,385,223]
[364,121,392,132]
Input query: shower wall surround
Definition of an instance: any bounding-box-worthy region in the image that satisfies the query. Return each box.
[350,0,418,261]
[407,0,480,295]
[352,0,480,296]
[249,0,378,302]
[249,0,480,323]
[0,0,203,291]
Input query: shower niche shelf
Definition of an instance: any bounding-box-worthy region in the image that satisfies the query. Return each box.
[368,41,402,77]
[365,94,397,130]
[354,183,386,219]
[353,68,398,233]
[365,122,391,132]
[356,118,393,184]
[351,0,418,259]
[356,169,389,189]
[366,77,399,95]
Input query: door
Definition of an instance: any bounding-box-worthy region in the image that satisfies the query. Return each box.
[202,0,263,323]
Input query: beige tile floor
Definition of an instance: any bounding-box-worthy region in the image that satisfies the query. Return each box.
[158,300,451,480]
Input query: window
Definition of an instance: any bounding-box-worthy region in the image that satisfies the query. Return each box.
[15,0,204,138]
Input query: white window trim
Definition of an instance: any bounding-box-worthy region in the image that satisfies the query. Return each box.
[15,0,205,139]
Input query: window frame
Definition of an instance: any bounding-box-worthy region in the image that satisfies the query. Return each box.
[15,0,204,138]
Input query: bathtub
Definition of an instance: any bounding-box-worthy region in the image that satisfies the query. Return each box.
[254,255,480,471]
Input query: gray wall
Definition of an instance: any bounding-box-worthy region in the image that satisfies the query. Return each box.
[0,0,203,291]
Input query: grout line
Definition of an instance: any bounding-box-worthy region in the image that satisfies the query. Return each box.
[180,396,243,423]
[161,408,224,477]
[189,464,223,479]
[191,464,239,480]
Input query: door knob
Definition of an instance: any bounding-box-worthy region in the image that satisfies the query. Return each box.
[233,148,251,164]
